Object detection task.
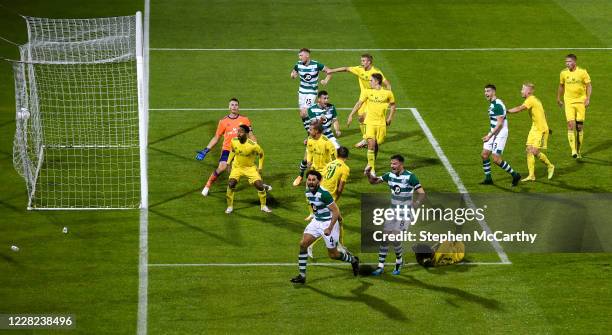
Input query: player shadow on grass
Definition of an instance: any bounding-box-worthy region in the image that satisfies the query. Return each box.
[149,120,215,146]
[149,208,244,247]
[305,281,409,321]
[387,272,502,311]
[582,139,612,158]
[383,130,424,145]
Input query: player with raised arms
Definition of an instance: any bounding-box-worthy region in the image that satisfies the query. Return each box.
[196,98,256,197]
[365,154,425,275]
[348,73,396,176]
[507,83,555,181]
[326,53,391,148]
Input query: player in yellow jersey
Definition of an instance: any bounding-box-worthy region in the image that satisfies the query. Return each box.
[556,54,592,158]
[508,83,555,181]
[305,123,336,174]
[225,125,271,214]
[326,54,391,148]
[307,146,351,258]
[348,73,396,176]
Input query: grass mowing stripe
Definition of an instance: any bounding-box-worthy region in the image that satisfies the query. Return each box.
[409,108,511,264]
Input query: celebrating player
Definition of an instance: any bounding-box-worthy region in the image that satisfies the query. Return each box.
[508,83,555,181]
[290,48,332,128]
[290,170,359,284]
[307,146,351,258]
[225,125,271,214]
[326,54,391,148]
[556,54,592,158]
[365,154,425,275]
[293,123,336,186]
[348,73,396,176]
[480,84,521,186]
[196,98,255,197]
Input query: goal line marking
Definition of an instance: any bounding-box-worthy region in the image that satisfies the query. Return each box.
[150,47,612,52]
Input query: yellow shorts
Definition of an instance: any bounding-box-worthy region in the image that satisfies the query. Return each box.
[364,124,387,144]
[526,128,549,149]
[228,166,261,185]
[564,102,586,122]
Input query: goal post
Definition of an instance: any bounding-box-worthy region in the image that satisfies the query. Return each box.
[10,12,148,210]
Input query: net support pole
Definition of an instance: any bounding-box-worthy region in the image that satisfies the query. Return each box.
[135,11,148,209]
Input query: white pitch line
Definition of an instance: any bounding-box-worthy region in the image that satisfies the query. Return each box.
[149,107,416,111]
[151,47,612,52]
[409,108,511,264]
[148,262,510,267]
[137,1,150,335]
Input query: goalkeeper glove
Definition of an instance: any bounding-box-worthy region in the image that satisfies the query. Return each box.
[195,148,210,160]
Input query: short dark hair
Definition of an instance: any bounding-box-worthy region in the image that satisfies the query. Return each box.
[337,146,349,158]
[239,124,250,133]
[371,73,383,84]
[484,84,496,91]
[299,48,311,54]
[390,154,405,163]
[566,53,577,61]
[307,170,322,180]
[317,90,328,98]
[361,53,373,61]
[229,97,239,104]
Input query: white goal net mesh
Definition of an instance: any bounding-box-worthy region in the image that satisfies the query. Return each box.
[12,15,144,209]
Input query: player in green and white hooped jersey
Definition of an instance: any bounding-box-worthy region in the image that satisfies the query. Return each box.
[290,170,359,284]
[481,84,521,186]
[365,154,426,276]
[295,91,342,186]
[290,48,332,122]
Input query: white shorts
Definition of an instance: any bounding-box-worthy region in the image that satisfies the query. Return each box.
[298,93,317,109]
[483,134,508,155]
[328,136,340,149]
[304,218,340,249]
[384,217,410,232]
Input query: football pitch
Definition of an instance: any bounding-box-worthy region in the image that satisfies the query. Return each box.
[1,0,611,334]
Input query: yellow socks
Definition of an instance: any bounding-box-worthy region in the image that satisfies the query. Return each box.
[527,153,535,177]
[537,152,552,166]
[367,149,376,174]
[258,190,267,208]
[567,130,577,155]
[577,129,584,154]
[226,187,235,207]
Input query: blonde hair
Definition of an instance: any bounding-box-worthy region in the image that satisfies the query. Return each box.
[523,82,535,89]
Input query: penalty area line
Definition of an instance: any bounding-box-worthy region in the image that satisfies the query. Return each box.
[148,262,511,267]
[409,108,511,264]
[149,107,417,111]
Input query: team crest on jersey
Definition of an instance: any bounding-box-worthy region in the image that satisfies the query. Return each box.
[393,185,402,195]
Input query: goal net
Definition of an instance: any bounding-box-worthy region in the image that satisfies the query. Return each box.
[11,13,147,209]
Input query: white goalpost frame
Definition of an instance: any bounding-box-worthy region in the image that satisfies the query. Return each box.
[136,11,149,210]
[12,12,148,210]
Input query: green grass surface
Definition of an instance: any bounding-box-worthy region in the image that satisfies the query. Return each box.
[1,0,611,334]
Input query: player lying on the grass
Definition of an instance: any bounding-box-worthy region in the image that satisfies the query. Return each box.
[348,73,396,176]
[326,53,391,148]
[290,170,359,284]
[293,123,336,187]
[556,53,592,159]
[290,48,332,128]
[196,98,256,197]
[480,84,521,186]
[294,91,341,186]
[412,241,465,267]
[507,83,555,181]
[365,154,425,275]
[225,125,271,214]
[307,146,350,258]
